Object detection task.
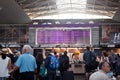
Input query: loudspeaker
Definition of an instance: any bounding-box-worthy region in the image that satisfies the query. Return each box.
[113,6,120,22]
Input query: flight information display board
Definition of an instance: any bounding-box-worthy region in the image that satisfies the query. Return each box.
[37,29,90,44]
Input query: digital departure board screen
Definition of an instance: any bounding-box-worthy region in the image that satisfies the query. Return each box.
[37,29,90,44]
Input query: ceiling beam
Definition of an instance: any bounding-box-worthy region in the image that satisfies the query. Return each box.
[27,8,114,19]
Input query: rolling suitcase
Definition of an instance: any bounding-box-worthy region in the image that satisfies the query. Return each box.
[63,71,74,80]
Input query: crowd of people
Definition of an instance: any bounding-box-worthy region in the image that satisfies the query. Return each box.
[0,45,70,80]
[83,46,120,80]
[1,44,120,80]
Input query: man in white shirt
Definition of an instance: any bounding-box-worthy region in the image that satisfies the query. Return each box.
[89,62,111,80]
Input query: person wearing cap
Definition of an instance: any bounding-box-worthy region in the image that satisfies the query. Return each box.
[0,49,12,80]
[10,45,37,80]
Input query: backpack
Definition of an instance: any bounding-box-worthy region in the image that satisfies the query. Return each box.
[60,56,69,70]
[39,63,47,77]
[49,55,59,70]
[89,52,98,70]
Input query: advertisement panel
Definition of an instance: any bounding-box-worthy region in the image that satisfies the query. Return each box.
[0,26,28,44]
[101,25,120,44]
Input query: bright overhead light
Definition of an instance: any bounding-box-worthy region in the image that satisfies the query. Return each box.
[33,13,111,20]
[33,0,112,20]
[56,0,87,9]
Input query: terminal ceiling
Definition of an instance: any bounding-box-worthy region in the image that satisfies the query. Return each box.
[15,0,120,19]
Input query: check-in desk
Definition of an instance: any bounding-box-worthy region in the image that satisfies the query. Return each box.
[69,63,85,74]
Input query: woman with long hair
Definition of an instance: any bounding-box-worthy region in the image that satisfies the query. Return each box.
[36,52,44,80]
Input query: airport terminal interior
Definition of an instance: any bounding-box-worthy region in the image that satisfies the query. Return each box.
[0,0,120,80]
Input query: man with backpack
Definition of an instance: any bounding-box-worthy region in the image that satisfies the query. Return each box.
[45,51,59,80]
[59,51,69,80]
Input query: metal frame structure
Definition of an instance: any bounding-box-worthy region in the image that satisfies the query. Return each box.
[15,0,120,19]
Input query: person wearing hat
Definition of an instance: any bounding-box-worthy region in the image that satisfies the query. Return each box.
[0,49,12,80]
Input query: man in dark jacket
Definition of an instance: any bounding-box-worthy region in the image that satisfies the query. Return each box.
[83,46,96,80]
[59,51,69,80]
